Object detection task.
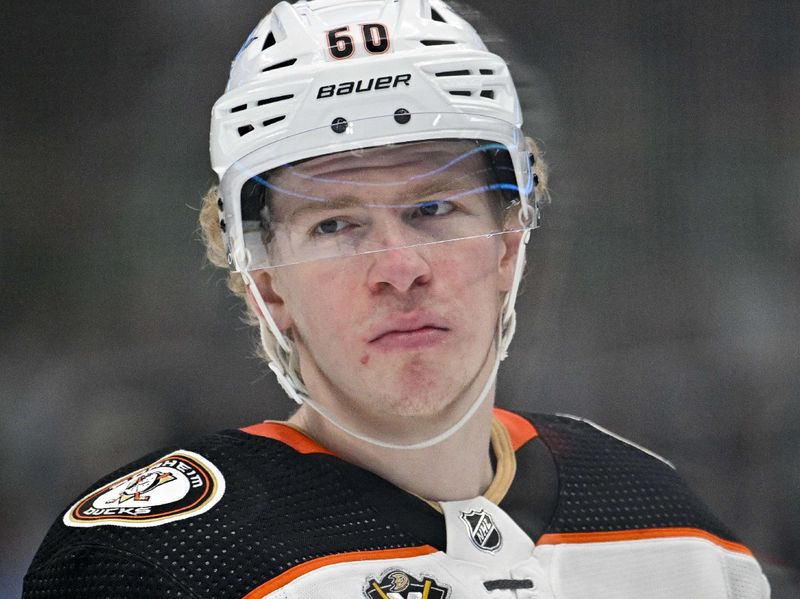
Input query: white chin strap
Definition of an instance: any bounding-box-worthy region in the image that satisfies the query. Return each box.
[240,229,530,450]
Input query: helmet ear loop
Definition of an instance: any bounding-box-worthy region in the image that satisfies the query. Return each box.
[240,270,308,406]
[498,229,529,361]
[240,269,293,354]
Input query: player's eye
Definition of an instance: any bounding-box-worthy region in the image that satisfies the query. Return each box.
[414,200,455,217]
[312,218,351,236]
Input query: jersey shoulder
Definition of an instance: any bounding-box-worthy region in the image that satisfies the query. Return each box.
[24,424,443,598]
[510,410,742,545]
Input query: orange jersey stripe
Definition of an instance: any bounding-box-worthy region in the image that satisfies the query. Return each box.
[493,408,538,450]
[240,422,335,456]
[537,527,753,556]
[242,545,439,599]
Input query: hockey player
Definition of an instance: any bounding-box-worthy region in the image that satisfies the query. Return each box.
[24,1,770,597]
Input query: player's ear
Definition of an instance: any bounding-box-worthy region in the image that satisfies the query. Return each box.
[497,230,524,293]
[245,269,293,331]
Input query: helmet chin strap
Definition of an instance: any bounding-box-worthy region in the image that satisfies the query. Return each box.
[241,231,529,450]
[290,333,500,450]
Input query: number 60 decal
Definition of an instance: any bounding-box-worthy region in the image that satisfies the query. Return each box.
[327,23,390,59]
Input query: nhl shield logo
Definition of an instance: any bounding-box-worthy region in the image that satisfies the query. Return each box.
[364,569,449,599]
[459,509,502,553]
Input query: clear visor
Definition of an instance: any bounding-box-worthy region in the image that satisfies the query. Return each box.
[224,129,533,271]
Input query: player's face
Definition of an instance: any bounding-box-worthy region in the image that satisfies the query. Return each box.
[252,142,522,430]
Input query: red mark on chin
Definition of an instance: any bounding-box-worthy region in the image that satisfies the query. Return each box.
[360,354,370,365]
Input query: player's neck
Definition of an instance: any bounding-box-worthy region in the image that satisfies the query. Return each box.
[288,397,495,501]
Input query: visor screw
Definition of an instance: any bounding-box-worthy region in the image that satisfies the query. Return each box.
[217,197,223,211]
[220,219,227,232]
[331,117,348,134]
[393,108,411,124]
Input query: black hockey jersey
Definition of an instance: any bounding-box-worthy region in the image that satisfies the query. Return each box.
[23,409,769,598]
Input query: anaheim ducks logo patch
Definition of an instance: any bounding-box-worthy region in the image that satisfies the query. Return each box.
[63,450,225,528]
[364,569,449,599]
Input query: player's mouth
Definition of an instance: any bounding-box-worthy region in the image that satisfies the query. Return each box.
[368,315,450,351]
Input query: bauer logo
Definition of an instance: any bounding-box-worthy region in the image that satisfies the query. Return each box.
[63,450,225,528]
[459,508,502,553]
[316,73,411,99]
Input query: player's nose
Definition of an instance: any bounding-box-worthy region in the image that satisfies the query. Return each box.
[366,239,432,294]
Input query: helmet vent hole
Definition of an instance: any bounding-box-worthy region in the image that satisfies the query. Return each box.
[262,58,297,72]
[331,117,348,134]
[393,108,411,124]
[430,8,447,22]
[435,69,471,77]
[480,69,494,75]
[237,124,255,136]
[230,104,248,113]
[257,94,294,106]
[480,90,495,99]
[420,39,455,46]
[262,31,276,51]
[449,90,472,97]
[262,115,286,127]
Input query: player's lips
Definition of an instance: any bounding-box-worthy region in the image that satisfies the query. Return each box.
[368,315,450,350]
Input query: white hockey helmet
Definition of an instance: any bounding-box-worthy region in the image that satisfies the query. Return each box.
[210,0,537,273]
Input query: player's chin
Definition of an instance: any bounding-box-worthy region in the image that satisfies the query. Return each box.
[380,380,467,420]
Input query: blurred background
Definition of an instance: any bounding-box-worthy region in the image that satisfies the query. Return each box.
[2,0,798,596]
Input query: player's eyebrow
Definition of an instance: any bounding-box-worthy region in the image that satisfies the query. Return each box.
[281,195,363,220]
[274,168,490,222]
